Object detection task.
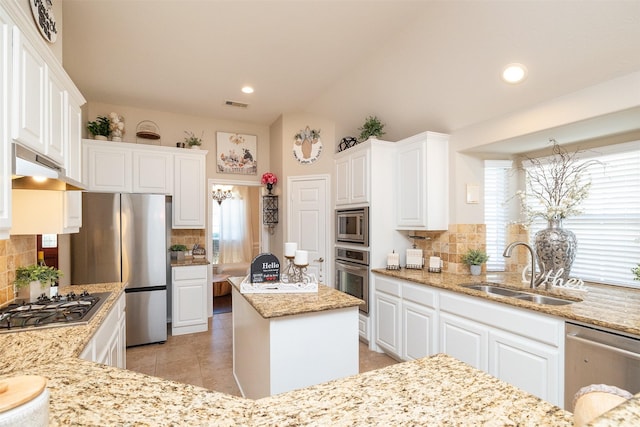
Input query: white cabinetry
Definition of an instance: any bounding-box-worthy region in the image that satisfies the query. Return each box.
[335,143,370,206]
[396,131,449,230]
[173,152,206,228]
[80,292,126,369]
[374,278,401,359]
[133,150,173,194]
[0,8,12,239]
[83,141,133,192]
[46,67,65,164]
[438,290,564,406]
[172,265,208,335]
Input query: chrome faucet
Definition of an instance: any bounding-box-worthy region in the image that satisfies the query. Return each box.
[503,241,546,289]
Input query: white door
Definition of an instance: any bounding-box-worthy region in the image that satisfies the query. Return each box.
[288,175,330,285]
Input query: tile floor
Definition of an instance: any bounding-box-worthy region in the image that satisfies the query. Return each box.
[126,312,397,397]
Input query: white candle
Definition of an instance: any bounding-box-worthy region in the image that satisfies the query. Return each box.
[294,250,308,265]
[284,242,297,257]
[387,252,399,266]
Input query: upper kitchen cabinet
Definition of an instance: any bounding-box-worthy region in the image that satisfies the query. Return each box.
[335,142,371,206]
[83,140,133,192]
[396,131,449,230]
[173,152,206,229]
[0,8,12,239]
[132,150,173,194]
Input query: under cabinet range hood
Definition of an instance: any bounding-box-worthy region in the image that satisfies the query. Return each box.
[12,144,84,191]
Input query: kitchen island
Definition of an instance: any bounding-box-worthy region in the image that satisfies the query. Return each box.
[230,276,362,399]
[1,279,637,425]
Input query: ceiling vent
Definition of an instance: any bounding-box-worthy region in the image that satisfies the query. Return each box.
[224,100,249,108]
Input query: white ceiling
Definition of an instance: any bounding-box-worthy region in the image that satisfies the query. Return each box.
[61,1,640,145]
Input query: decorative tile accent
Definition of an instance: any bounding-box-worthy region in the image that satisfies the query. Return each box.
[0,235,36,307]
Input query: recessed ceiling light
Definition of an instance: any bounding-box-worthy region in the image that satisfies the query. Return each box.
[241,86,254,94]
[502,63,527,84]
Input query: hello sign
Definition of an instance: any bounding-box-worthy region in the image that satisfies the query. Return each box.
[250,253,281,283]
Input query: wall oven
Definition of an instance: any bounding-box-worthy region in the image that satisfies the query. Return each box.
[335,247,369,314]
[336,207,369,246]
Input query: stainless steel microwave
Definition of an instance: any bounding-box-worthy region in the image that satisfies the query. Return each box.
[336,207,369,246]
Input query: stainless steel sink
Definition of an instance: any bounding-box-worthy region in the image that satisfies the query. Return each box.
[512,293,574,306]
[460,283,575,306]
[462,284,522,297]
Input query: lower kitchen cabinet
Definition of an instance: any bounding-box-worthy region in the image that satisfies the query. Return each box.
[80,292,126,369]
[171,265,208,335]
[372,273,565,407]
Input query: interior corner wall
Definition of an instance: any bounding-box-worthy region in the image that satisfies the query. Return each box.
[268,115,284,257]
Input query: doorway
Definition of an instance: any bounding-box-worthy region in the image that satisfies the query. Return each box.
[37,234,59,269]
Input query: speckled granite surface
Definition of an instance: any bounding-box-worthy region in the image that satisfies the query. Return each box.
[591,393,640,426]
[229,277,363,318]
[252,354,572,426]
[0,279,578,425]
[373,268,640,337]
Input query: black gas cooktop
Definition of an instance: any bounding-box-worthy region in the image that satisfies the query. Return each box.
[0,291,111,333]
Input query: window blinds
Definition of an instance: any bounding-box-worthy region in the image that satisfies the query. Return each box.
[526,143,640,287]
[484,160,512,271]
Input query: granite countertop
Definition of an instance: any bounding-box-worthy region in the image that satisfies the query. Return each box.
[0,280,580,425]
[373,268,640,337]
[171,257,210,267]
[229,276,363,318]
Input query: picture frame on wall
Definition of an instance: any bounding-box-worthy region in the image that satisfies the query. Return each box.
[216,132,257,175]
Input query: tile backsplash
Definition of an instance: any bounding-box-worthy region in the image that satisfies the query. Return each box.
[0,235,37,307]
[170,229,206,251]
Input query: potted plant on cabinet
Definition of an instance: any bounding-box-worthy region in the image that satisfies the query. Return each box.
[87,116,112,140]
[461,248,489,276]
[14,264,63,301]
[358,115,385,142]
[184,131,203,149]
[169,244,188,261]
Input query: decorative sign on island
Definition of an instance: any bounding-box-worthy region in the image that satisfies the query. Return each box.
[241,252,318,294]
[250,253,281,283]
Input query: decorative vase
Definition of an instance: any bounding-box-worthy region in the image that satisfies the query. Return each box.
[266,183,273,195]
[534,218,577,281]
[470,265,482,276]
[94,135,108,141]
[111,136,122,142]
[190,145,200,150]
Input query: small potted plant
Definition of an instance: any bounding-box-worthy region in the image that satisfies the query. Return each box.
[632,264,640,282]
[461,248,489,276]
[87,116,112,140]
[169,244,188,261]
[14,264,63,301]
[184,131,203,149]
[358,115,385,142]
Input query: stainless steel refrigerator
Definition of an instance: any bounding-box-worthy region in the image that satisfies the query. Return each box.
[71,193,169,347]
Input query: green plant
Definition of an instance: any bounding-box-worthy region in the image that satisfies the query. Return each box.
[358,115,385,141]
[632,264,640,281]
[169,244,188,252]
[14,264,63,289]
[184,131,203,146]
[87,116,112,137]
[460,249,489,266]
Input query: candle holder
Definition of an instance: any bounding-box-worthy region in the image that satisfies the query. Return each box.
[282,261,312,284]
[283,255,296,277]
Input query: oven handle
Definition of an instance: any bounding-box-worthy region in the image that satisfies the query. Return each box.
[336,261,368,272]
[566,333,640,361]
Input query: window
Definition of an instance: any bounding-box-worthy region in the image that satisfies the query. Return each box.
[484,160,512,271]
[526,142,640,288]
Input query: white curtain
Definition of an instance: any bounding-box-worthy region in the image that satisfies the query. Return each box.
[218,186,253,264]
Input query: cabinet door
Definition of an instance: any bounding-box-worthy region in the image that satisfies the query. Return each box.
[335,157,350,205]
[396,140,424,228]
[173,280,207,328]
[349,149,369,204]
[46,68,65,164]
[375,291,401,358]
[84,142,132,192]
[66,97,83,182]
[402,300,437,361]
[0,10,12,239]
[63,191,82,233]
[173,153,205,228]
[132,150,173,194]
[118,311,127,369]
[11,28,46,153]
[489,329,560,406]
[439,312,488,371]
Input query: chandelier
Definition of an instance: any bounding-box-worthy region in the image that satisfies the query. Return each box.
[212,187,233,205]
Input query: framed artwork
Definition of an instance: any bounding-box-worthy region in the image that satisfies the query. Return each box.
[216,132,257,175]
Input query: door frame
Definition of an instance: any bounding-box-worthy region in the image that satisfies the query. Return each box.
[287,174,332,287]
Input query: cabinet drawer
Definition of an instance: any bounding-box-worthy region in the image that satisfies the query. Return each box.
[173,265,207,281]
[440,291,562,347]
[402,282,437,308]
[375,277,401,297]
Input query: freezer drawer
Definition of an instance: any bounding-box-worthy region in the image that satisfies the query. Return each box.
[126,287,167,347]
